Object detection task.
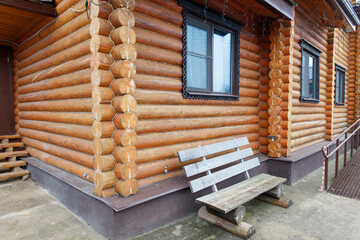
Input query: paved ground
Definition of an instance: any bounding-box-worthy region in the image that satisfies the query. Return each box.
[1,157,360,240]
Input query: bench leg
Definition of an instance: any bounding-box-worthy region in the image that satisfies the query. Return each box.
[264,184,284,199]
[207,205,246,225]
[198,206,255,239]
[256,195,293,208]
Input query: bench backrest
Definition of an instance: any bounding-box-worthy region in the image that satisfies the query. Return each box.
[177,137,260,193]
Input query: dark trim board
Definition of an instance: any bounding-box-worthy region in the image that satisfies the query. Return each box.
[24,141,341,239]
[0,0,56,17]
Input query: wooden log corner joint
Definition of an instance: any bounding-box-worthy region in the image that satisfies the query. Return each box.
[178,137,292,239]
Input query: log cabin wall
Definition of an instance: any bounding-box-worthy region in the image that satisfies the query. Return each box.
[290,3,328,152]
[326,28,350,140]
[356,27,360,119]
[348,31,356,126]
[13,0,119,198]
[133,0,268,187]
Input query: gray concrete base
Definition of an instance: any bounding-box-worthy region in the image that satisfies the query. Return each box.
[23,141,335,239]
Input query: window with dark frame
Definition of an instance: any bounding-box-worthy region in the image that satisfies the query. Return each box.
[180,0,241,100]
[335,65,345,105]
[300,39,321,103]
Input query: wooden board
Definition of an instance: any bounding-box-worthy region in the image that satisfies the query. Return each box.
[0,150,27,160]
[0,160,26,170]
[184,147,254,177]
[0,135,20,140]
[196,173,287,213]
[0,169,29,182]
[178,137,250,162]
[189,158,260,193]
[0,142,24,149]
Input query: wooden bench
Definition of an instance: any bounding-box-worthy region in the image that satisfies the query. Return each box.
[177,137,292,239]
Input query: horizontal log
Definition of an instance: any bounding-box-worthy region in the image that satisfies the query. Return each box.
[136,125,259,149]
[136,116,259,134]
[19,128,114,155]
[112,95,137,113]
[91,69,114,87]
[113,112,138,129]
[290,132,325,148]
[18,99,93,112]
[92,104,116,121]
[291,126,326,139]
[256,195,293,208]
[111,26,136,45]
[90,0,113,20]
[110,0,136,10]
[138,169,184,187]
[90,17,114,37]
[136,105,259,119]
[17,54,91,87]
[110,8,135,28]
[134,11,182,39]
[0,170,29,182]
[136,133,259,164]
[114,163,138,180]
[22,137,93,169]
[90,35,114,54]
[110,78,136,95]
[93,155,116,172]
[113,129,137,146]
[136,43,182,66]
[112,43,137,61]
[26,147,94,182]
[134,74,181,91]
[0,160,26,170]
[110,60,136,78]
[18,69,92,94]
[94,171,117,192]
[135,59,181,78]
[135,89,259,106]
[292,114,325,123]
[292,120,327,131]
[91,52,114,70]
[134,27,182,53]
[113,145,136,164]
[115,178,139,197]
[92,87,115,103]
[18,84,93,103]
[149,0,182,13]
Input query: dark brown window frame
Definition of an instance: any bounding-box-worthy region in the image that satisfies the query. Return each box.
[300,39,322,103]
[180,0,241,101]
[335,64,346,105]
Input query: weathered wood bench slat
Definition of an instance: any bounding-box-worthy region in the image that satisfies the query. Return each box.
[178,137,249,162]
[183,148,254,177]
[189,157,260,193]
[196,173,287,213]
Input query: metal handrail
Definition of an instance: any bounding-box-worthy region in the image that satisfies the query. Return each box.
[322,118,360,190]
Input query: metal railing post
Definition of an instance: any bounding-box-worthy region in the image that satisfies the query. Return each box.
[344,132,347,167]
[336,139,339,177]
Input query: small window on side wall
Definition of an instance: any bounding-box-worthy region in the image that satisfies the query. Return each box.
[300,40,321,103]
[180,0,241,100]
[335,65,345,105]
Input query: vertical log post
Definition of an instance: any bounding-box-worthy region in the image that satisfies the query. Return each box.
[268,21,284,158]
[91,0,117,198]
[355,27,360,120]
[110,0,139,197]
[326,28,335,141]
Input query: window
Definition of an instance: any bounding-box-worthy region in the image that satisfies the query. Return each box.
[300,40,321,103]
[335,65,345,105]
[180,0,241,100]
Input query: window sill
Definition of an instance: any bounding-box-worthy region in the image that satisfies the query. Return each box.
[185,91,239,101]
[300,96,320,103]
[334,102,345,106]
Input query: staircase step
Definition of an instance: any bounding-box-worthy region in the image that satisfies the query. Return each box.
[0,135,21,140]
[0,170,29,182]
[0,151,28,160]
[0,142,24,149]
[0,160,26,170]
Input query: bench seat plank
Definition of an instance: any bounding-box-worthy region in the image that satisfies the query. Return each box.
[196,173,287,214]
[184,148,254,177]
[178,137,249,163]
[189,157,260,193]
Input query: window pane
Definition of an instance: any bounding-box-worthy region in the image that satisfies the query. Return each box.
[187,24,208,56]
[301,53,316,99]
[187,54,208,89]
[213,28,232,93]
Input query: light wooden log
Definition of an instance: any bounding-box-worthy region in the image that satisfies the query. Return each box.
[92,87,115,103]
[94,171,117,191]
[26,147,94,182]
[113,112,138,129]
[256,195,293,208]
[264,184,283,199]
[110,60,136,78]
[134,74,181,91]
[91,52,114,70]
[110,8,135,28]
[90,17,114,37]
[17,54,91,87]
[22,137,94,169]
[111,26,136,45]
[136,125,259,149]
[112,95,137,113]
[0,160,26,171]
[136,105,259,119]
[115,178,139,197]
[112,43,137,61]
[0,170,29,182]
[91,69,114,87]
[90,35,114,54]
[134,27,182,53]
[92,121,116,138]
[113,129,137,147]
[138,169,184,186]
[18,99,93,112]
[18,69,92,94]
[135,59,181,78]
[92,104,116,121]
[198,206,255,239]
[136,116,259,134]
[110,78,136,95]
[93,155,116,172]
[113,146,137,164]
[135,43,182,65]
[110,0,136,10]
[207,206,246,225]
[90,0,113,19]
[114,163,138,180]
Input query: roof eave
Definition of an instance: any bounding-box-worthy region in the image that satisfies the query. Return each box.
[328,0,360,31]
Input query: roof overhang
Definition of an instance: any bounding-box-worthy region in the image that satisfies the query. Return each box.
[0,0,56,17]
[327,0,360,31]
[256,0,295,20]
